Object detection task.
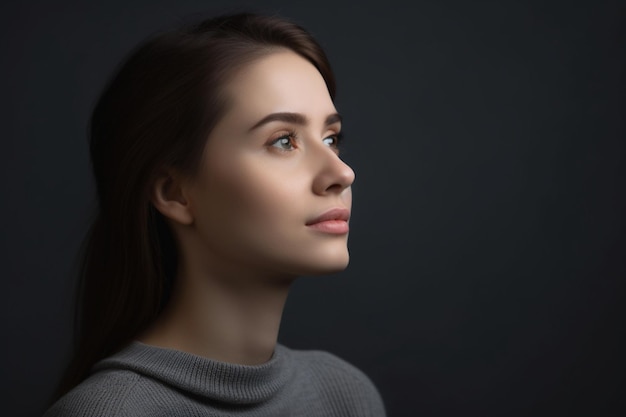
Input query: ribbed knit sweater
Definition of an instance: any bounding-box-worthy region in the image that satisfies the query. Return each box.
[44,342,386,416]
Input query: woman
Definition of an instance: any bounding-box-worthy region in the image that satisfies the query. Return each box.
[45,12,385,417]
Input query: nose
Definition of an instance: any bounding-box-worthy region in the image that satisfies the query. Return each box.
[311,147,355,195]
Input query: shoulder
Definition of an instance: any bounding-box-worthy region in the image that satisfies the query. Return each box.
[43,370,152,417]
[290,348,386,417]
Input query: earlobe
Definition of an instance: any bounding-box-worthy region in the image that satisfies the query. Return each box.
[150,171,194,225]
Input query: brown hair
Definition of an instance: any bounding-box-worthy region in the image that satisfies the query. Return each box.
[54,12,335,401]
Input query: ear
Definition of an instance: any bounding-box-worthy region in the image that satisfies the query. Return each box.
[150,170,194,225]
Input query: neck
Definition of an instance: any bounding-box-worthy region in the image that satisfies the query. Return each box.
[138,263,294,365]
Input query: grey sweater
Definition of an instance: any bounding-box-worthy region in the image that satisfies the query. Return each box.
[44,342,386,416]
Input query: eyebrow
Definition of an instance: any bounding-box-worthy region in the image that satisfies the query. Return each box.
[248,112,342,132]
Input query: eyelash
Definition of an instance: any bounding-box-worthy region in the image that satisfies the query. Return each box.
[269,130,344,153]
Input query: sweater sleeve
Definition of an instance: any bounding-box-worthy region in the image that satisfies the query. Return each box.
[302,350,386,417]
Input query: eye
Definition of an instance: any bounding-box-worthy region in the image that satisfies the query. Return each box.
[322,132,344,151]
[269,132,297,151]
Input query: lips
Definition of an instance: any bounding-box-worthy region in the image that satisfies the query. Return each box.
[306,208,350,225]
[306,208,350,234]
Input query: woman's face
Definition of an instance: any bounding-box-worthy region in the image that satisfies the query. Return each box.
[183,50,355,279]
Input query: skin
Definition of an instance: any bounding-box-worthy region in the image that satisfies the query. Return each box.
[138,50,355,365]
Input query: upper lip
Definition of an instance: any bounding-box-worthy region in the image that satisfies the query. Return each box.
[306,207,350,225]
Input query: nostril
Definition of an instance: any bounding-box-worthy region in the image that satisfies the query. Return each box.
[325,183,344,193]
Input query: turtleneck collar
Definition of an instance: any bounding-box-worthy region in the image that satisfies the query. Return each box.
[92,341,294,405]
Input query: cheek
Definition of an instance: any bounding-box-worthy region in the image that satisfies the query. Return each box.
[201,152,309,229]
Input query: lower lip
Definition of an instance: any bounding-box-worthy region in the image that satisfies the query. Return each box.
[307,220,349,234]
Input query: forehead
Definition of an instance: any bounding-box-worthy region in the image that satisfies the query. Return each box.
[221,50,336,123]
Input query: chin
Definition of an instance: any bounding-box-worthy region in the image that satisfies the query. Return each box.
[295,249,350,276]
[260,236,351,277]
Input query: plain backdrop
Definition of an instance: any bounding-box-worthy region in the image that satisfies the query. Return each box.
[1,1,624,416]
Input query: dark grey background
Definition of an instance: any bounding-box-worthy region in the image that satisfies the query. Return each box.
[2,0,624,416]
